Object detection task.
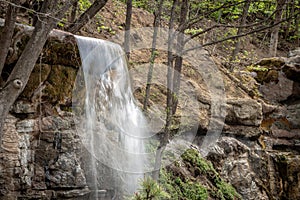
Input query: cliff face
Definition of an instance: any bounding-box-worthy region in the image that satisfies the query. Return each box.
[0,22,299,199]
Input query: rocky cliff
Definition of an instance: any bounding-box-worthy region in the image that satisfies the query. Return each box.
[0,21,299,200]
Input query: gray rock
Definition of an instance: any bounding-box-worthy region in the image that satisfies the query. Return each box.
[208,137,269,200]
[40,116,73,131]
[259,72,294,102]
[12,100,36,114]
[16,119,38,133]
[286,103,300,129]
[226,98,263,126]
[48,152,86,188]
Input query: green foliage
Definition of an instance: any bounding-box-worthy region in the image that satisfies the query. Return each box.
[246,65,268,72]
[175,178,208,200]
[160,169,208,200]
[57,18,67,28]
[248,0,276,17]
[184,28,203,35]
[159,169,182,199]
[96,23,116,35]
[181,149,216,174]
[78,0,91,11]
[119,0,156,13]
[131,177,170,200]
[216,179,239,200]
[180,149,241,200]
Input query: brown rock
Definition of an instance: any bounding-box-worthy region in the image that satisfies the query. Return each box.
[259,72,294,102]
[226,98,262,126]
[283,56,300,82]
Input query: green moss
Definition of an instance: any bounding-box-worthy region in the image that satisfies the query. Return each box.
[216,180,239,200]
[42,39,81,68]
[160,169,182,199]
[160,169,208,200]
[181,180,208,200]
[181,149,216,174]
[180,149,241,200]
[257,57,285,68]
[21,64,51,98]
[43,65,77,104]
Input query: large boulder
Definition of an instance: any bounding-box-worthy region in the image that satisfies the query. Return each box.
[207,137,269,200]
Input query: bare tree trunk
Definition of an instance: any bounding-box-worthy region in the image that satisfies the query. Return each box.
[124,0,132,59]
[66,0,108,33]
[284,0,292,39]
[0,0,20,83]
[143,0,164,110]
[295,1,300,46]
[69,0,78,23]
[171,0,188,115]
[152,0,177,181]
[0,0,72,141]
[230,0,251,63]
[269,0,286,57]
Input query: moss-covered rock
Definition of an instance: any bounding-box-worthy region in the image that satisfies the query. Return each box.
[21,63,51,99]
[42,37,81,68]
[255,57,286,69]
[43,65,77,105]
[160,148,241,200]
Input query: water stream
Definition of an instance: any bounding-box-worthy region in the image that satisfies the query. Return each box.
[73,35,149,198]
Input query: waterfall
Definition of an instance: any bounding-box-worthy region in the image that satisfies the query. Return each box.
[73,35,149,198]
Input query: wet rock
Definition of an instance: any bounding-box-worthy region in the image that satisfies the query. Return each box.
[56,187,90,198]
[20,64,51,99]
[42,65,77,105]
[48,152,86,188]
[43,38,81,68]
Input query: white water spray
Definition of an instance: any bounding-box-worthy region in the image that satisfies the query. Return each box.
[73,35,149,197]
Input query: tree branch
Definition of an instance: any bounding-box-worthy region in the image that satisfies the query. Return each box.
[0,0,19,79]
[66,0,108,34]
[184,7,279,45]
[186,0,247,28]
[183,12,299,54]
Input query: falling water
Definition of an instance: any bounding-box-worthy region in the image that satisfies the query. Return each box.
[73,35,149,198]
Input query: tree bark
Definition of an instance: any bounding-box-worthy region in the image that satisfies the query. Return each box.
[230,0,251,63]
[66,0,108,34]
[124,0,132,59]
[0,0,20,82]
[152,0,177,181]
[69,0,78,23]
[0,0,72,142]
[171,0,188,115]
[269,0,286,57]
[295,0,300,46]
[143,0,164,110]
